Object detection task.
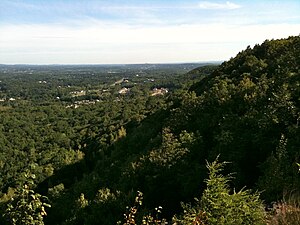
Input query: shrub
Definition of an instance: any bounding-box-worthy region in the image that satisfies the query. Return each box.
[4,171,50,225]
[266,188,300,225]
[118,191,167,225]
[174,157,266,225]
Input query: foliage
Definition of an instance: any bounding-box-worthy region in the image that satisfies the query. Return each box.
[174,158,266,225]
[256,135,298,200]
[3,171,50,225]
[266,196,300,225]
[118,191,167,225]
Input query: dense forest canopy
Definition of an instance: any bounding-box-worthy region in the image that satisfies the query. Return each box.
[1,36,300,225]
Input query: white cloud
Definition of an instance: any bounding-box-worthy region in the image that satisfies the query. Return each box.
[0,22,299,64]
[198,1,241,10]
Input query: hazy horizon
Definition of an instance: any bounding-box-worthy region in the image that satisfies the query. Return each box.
[0,61,222,66]
[1,0,299,64]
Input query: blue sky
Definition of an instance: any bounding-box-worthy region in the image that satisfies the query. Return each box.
[0,0,299,64]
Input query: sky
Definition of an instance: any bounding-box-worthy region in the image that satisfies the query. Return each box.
[0,0,299,64]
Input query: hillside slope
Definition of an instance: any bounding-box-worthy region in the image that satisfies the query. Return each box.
[186,35,300,195]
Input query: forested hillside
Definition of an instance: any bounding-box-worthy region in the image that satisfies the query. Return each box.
[1,36,300,225]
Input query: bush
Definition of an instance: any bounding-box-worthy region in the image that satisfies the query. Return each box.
[174,157,266,225]
[4,171,50,225]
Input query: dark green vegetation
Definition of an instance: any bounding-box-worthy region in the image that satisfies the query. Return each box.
[1,36,300,224]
